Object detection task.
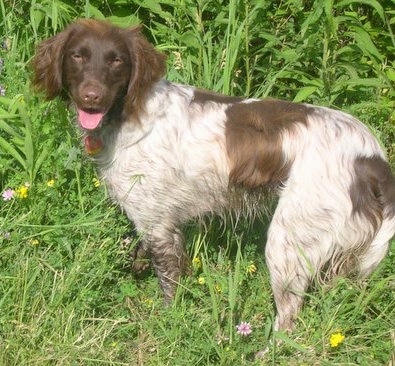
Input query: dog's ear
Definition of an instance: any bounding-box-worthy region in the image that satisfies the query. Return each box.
[121,26,167,118]
[31,26,74,100]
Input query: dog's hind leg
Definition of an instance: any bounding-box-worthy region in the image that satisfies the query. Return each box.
[357,226,393,278]
[265,194,335,331]
[265,229,313,331]
[350,156,395,277]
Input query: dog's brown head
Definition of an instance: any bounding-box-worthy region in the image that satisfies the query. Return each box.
[32,19,166,129]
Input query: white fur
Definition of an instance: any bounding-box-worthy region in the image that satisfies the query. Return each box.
[97,81,231,230]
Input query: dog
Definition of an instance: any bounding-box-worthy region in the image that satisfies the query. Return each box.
[32,19,395,332]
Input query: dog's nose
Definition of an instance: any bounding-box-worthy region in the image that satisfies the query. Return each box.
[84,90,101,103]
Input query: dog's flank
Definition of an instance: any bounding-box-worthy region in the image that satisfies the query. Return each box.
[32,19,395,334]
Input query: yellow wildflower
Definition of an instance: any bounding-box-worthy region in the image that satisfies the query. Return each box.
[29,239,39,246]
[92,177,101,188]
[172,51,183,70]
[47,179,55,187]
[16,185,28,199]
[215,284,222,293]
[192,257,202,269]
[143,297,154,307]
[330,332,345,347]
[246,262,257,275]
[197,276,205,285]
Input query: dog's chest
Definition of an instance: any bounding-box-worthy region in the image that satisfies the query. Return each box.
[94,115,232,224]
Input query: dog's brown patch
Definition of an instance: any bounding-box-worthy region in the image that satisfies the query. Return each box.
[225,99,309,188]
[351,156,395,230]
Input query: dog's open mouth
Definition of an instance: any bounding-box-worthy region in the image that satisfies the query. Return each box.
[78,109,105,130]
[78,109,106,155]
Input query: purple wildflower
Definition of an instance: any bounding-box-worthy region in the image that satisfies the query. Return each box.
[2,188,15,201]
[236,322,252,336]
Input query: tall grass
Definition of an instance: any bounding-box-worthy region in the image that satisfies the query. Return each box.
[0,0,394,364]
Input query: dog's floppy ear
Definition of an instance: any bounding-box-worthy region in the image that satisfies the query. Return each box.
[121,25,167,117]
[31,26,74,100]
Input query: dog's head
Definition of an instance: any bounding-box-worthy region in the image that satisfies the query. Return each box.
[32,19,166,130]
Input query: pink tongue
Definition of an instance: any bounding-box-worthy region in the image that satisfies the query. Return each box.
[78,109,104,130]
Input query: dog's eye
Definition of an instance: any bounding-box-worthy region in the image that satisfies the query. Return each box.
[71,53,83,62]
[111,57,123,67]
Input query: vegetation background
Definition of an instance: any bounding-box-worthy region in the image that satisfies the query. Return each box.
[0,0,394,364]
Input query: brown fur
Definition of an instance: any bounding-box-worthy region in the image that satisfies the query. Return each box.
[32,19,166,119]
[351,156,395,230]
[225,100,308,188]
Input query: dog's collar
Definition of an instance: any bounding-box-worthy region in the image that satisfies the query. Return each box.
[84,133,104,155]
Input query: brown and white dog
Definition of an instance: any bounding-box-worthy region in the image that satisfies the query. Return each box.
[32,19,395,332]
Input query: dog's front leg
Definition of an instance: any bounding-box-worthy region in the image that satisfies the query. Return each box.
[130,240,151,275]
[148,226,190,302]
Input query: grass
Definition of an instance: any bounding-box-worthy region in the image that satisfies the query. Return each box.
[1,0,395,365]
[1,207,394,365]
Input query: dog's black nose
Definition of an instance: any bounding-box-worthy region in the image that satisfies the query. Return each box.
[84,90,101,102]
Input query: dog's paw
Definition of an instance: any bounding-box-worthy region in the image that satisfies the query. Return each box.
[129,241,151,276]
[131,257,151,275]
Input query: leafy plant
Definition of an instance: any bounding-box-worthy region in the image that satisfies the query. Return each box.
[0,95,51,184]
